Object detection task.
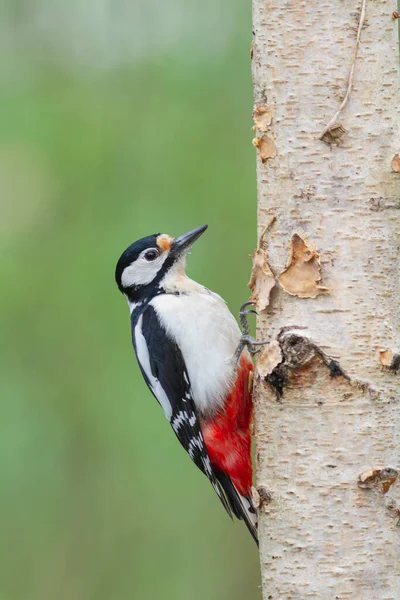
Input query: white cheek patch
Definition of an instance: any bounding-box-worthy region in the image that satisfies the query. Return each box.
[121,251,169,288]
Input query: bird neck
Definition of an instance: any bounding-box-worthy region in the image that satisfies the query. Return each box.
[161,262,206,295]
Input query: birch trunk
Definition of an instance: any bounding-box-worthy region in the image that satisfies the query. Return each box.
[251,1,400,598]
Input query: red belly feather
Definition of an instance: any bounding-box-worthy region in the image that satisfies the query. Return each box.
[200,353,254,496]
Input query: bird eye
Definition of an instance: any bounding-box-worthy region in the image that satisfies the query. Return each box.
[143,249,159,261]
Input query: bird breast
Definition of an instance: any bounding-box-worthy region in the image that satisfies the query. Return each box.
[151,290,242,415]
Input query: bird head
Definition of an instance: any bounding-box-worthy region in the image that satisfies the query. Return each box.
[115,224,208,301]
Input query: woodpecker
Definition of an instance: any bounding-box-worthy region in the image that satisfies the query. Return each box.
[115,225,259,544]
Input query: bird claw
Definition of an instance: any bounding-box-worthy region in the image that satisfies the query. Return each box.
[234,301,269,363]
[239,301,258,316]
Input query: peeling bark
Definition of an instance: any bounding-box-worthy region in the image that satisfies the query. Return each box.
[391,153,400,173]
[277,233,328,298]
[251,1,400,597]
[252,134,277,162]
[248,220,276,311]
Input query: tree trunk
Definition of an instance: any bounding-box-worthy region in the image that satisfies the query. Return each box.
[251,1,400,598]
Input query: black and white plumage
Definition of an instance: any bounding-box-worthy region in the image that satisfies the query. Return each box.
[132,303,232,515]
[115,225,258,544]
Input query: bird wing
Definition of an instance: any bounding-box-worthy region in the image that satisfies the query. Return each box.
[131,304,233,517]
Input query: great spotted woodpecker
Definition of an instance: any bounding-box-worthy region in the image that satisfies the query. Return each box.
[115,225,260,544]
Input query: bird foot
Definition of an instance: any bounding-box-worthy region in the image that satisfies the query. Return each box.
[234,301,269,364]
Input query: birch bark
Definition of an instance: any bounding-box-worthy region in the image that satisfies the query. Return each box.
[251,2,400,598]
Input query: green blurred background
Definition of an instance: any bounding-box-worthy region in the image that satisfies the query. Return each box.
[0,1,259,598]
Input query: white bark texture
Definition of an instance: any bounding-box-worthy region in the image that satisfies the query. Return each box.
[251,1,400,598]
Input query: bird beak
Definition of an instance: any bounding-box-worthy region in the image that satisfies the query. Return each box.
[171,225,208,256]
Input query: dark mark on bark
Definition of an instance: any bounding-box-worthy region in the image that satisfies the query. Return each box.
[386,498,400,526]
[390,354,400,373]
[266,364,286,399]
[263,330,374,400]
[369,197,400,211]
[358,467,398,494]
[328,359,345,378]
[257,485,273,506]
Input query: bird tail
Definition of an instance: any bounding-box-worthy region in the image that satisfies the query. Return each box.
[215,471,258,545]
